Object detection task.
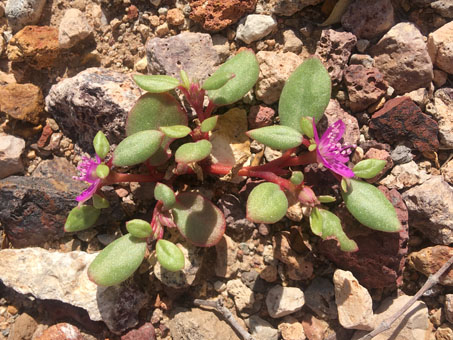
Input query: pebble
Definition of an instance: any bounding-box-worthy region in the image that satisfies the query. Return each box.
[428,21,453,74]
[226,279,255,312]
[445,294,453,324]
[166,8,184,26]
[391,144,413,164]
[121,323,156,340]
[215,234,239,278]
[278,316,306,340]
[34,323,84,340]
[379,160,430,190]
[435,325,453,340]
[0,133,25,179]
[5,0,46,31]
[0,83,44,125]
[248,105,276,129]
[304,277,337,320]
[7,313,37,340]
[246,315,278,340]
[349,54,374,68]
[356,39,370,53]
[433,88,453,149]
[58,8,93,49]
[266,285,305,318]
[433,69,448,87]
[407,246,453,285]
[257,0,323,16]
[283,29,302,54]
[236,14,277,44]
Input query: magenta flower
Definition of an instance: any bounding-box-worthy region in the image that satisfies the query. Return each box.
[73,155,103,203]
[313,119,355,178]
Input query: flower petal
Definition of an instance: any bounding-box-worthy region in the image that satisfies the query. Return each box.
[76,180,101,203]
[320,120,346,147]
[328,160,355,178]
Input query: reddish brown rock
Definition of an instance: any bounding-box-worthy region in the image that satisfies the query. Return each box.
[167,8,185,26]
[321,99,360,146]
[344,65,387,113]
[408,246,453,286]
[0,83,44,124]
[369,97,439,154]
[37,124,53,148]
[7,26,60,69]
[318,187,408,289]
[248,105,275,129]
[121,323,156,340]
[190,0,257,32]
[35,323,84,340]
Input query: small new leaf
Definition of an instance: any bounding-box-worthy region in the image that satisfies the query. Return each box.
[159,125,191,139]
[317,209,358,252]
[175,140,212,164]
[95,164,110,179]
[247,125,303,150]
[290,171,304,185]
[133,74,180,93]
[180,69,190,89]
[93,194,110,209]
[247,182,288,223]
[156,239,185,272]
[309,207,323,236]
[300,117,314,138]
[202,71,235,90]
[93,131,110,159]
[65,205,101,232]
[353,159,387,179]
[200,116,218,133]
[318,195,336,203]
[154,182,176,209]
[126,219,152,238]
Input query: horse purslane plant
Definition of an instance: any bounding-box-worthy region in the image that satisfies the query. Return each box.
[64,50,401,287]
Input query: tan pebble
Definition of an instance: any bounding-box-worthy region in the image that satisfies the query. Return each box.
[7,305,18,315]
[27,150,36,159]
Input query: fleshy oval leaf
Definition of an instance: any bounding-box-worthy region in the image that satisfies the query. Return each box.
[154,182,176,209]
[309,207,323,236]
[246,182,288,223]
[279,58,331,130]
[247,125,303,150]
[156,239,185,272]
[126,219,152,238]
[207,50,259,106]
[202,71,235,90]
[159,125,191,139]
[88,234,147,286]
[65,205,101,232]
[172,192,226,247]
[175,140,212,164]
[93,131,110,159]
[93,194,110,209]
[180,69,190,89]
[341,179,401,232]
[353,159,387,179]
[316,209,358,252]
[290,171,304,185]
[133,74,180,93]
[200,116,218,133]
[113,130,164,167]
[95,164,109,179]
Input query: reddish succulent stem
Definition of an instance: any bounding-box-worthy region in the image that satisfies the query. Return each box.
[103,171,164,185]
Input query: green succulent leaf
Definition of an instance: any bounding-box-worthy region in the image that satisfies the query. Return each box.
[113,130,164,167]
[202,71,235,90]
[279,58,331,130]
[133,74,180,93]
[207,50,259,106]
[341,179,401,232]
[175,140,212,164]
[156,239,185,272]
[300,117,314,138]
[87,234,147,286]
[154,182,176,209]
[93,194,110,209]
[318,195,336,203]
[172,192,225,247]
[247,125,303,150]
[314,208,358,252]
[353,159,387,179]
[200,116,218,133]
[65,205,101,232]
[180,69,190,89]
[309,207,323,236]
[126,219,152,238]
[159,125,191,139]
[290,171,304,185]
[95,164,110,179]
[93,131,110,159]
[246,182,288,223]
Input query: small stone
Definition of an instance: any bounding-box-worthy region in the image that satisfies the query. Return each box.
[257,0,322,16]
[133,56,147,73]
[227,279,255,312]
[217,194,255,233]
[370,22,433,94]
[356,39,370,53]
[278,316,306,340]
[0,133,25,179]
[407,246,453,286]
[35,323,84,340]
[369,97,439,154]
[333,270,374,330]
[428,21,453,75]
[246,315,278,340]
[236,14,276,44]
[403,176,453,245]
[433,88,453,149]
[404,87,429,109]
[304,277,337,320]
[390,145,413,164]
[189,0,257,32]
[248,105,275,129]
[215,234,239,278]
[120,323,156,340]
[341,0,394,39]
[146,32,219,82]
[433,69,448,87]
[255,51,303,104]
[301,314,329,340]
[7,25,60,69]
[435,325,453,340]
[8,313,37,340]
[0,83,44,124]
[283,29,302,53]
[259,265,278,282]
[155,22,169,37]
[379,161,430,190]
[315,29,357,86]
[444,294,453,323]
[5,0,46,31]
[266,285,305,318]
[58,8,93,49]
[349,54,374,68]
[166,8,185,26]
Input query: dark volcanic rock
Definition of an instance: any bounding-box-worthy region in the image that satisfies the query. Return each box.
[370,97,439,154]
[304,277,338,319]
[217,193,255,235]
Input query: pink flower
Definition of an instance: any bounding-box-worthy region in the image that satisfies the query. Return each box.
[313,119,355,178]
[73,155,103,203]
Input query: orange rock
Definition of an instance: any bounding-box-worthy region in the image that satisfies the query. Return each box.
[0,83,44,124]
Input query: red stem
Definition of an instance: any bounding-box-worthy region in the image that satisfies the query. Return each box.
[103,171,163,185]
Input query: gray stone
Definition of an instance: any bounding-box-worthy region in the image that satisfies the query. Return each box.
[304,277,337,320]
[433,88,453,149]
[390,145,413,164]
[246,315,278,340]
[0,248,147,334]
[0,133,25,179]
[341,0,394,39]
[58,8,93,49]
[45,68,141,151]
[266,285,305,318]
[370,22,433,94]
[169,308,240,340]
[431,0,453,18]
[315,29,357,86]
[379,161,431,190]
[146,32,219,82]
[283,29,303,53]
[226,279,255,312]
[236,15,277,44]
[5,0,46,31]
[402,176,453,245]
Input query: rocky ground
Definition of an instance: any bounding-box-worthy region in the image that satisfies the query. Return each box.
[0,0,453,339]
